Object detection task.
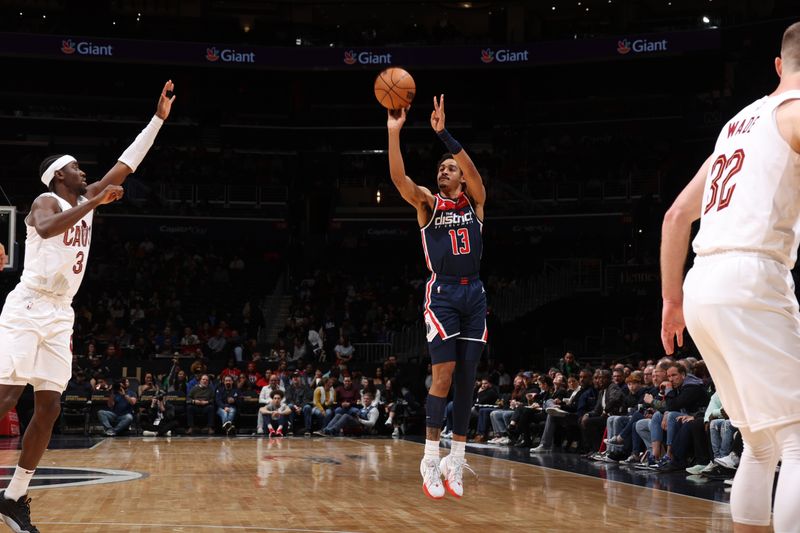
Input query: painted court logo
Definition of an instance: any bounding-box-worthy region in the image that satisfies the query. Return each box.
[0,466,142,490]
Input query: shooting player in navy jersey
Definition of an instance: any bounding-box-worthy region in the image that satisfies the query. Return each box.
[387,95,487,499]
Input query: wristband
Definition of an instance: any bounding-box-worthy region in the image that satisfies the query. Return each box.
[118,115,164,173]
[436,129,463,155]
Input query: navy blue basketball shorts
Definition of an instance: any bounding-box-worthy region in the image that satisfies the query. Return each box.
[423,273,487,364]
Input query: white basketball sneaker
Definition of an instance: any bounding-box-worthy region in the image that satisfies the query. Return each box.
[419,457,445,499]
[439,454,474,499]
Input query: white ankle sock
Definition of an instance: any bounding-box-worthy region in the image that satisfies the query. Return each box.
[5,466,35,501]
[424,439,440,461]
[450,440,466,459]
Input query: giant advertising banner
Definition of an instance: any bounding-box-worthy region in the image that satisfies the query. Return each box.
[0,29,720,70]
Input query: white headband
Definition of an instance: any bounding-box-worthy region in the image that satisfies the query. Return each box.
[40,155,77,187]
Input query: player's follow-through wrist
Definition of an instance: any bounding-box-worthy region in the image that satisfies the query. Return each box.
[437,129,463,155]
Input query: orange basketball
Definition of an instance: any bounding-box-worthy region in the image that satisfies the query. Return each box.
[374,67,416,110]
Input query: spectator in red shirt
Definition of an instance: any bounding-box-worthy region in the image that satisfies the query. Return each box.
[220,358,242,381]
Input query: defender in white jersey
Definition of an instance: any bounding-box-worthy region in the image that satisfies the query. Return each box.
[661,23,800,533]
[0,81,175,533]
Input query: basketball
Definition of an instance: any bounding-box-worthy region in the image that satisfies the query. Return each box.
[374,67,416,110]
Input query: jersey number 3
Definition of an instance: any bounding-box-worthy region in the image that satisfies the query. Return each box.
[704,149,745,214]
[73,251,84,274]
[449,228,471,255]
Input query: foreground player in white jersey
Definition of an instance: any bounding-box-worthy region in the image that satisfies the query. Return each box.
[661,23,800,533]
[0,81,175,533]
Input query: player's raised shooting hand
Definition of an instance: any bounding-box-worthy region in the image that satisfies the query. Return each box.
[660,300,685,355]
[387,106,409,131]
[430,94,446,132]
[95,185,125,206]
[155,80,176,121]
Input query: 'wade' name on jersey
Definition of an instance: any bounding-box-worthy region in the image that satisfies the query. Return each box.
[63,220,91,247]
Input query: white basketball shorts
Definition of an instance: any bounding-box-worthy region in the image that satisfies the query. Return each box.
[683,252,800,432]
[0,285,74,392]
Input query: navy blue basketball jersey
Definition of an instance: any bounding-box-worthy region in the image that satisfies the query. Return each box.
[420,192,483,276]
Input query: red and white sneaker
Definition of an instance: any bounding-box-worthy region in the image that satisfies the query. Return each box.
[275,427,284,438]
[439,454,475,498]
[419,457,445,499]
[268,427,276,438]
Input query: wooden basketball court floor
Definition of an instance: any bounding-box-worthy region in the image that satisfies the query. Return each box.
[0,436,734,532]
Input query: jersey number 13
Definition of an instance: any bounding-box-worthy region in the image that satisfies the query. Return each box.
[448,228,471,255]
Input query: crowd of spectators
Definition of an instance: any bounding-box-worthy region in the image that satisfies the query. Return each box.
[445,351,739,484]
[62,342,738,491]
[63,351,422,440]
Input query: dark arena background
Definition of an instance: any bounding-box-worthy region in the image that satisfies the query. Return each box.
[0,1,797,532]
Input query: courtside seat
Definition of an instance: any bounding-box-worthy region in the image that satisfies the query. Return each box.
[60,393,91,435]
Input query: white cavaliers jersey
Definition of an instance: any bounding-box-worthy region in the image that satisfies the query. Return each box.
[19,192,94,300]
[692,90,800,267]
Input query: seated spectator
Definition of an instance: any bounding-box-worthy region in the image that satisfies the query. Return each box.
[97,379,137,436]
[93,373,112,394]
[216,375,241,435]
[289,337,307,364]
[383,381,420,438]
[169,369,189,395]
[65,370,93,398]
[180,326,201,354]
[333,336,355,368]
[207,328,227,355]
[602,371,646,460]
[243,361,264,391]
[187,374,216,435]
[558,351,580,377]
[138,372,160,397]
[284,371,313,435]
[334,375,359,416]
[706,395,738,470]
[141,390,177,437]
[262,390,292,437]
[359,377,380,406]
[318,391,379,436]
[473,378,502,443]
[488,375,527,445]
[372,367,385,389]
[308,378,336,435]
[580,369,625,456]
[256,375,286,435]
[505,375,550,446]
[383,355,398,380]
[531,369,597,453]
[235,373,252,392]
[220,358,242,381]
[649,362,708,471]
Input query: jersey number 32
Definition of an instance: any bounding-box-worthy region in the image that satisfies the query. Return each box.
[704,149,745,215]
